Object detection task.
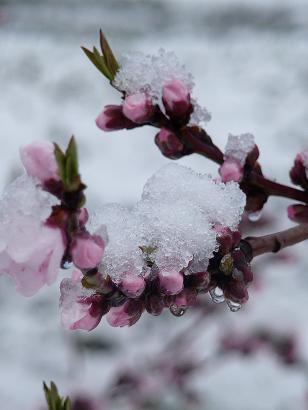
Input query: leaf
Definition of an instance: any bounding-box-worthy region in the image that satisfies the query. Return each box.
[43,381,71,410]
[81,47,104,73]
[54,143,66,183]
[65,136,79,191]
[93,46,113,80]
[82,31,120,82]
[99,29,120,79]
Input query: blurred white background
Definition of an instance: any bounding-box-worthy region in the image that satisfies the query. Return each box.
[1,0,308,409]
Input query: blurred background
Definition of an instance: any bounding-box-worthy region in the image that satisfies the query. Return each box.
[1,0,308,409]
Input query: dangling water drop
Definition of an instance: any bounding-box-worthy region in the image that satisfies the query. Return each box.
[170,304,186,317]
[209,287,225,304]
[226,299,242,312]
[62,260,73,270]
[248,211,262,222]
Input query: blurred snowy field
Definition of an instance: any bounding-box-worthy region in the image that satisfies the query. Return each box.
[1,0,308,409]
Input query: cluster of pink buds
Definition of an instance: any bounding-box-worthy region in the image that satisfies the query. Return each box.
[220,328,298,365]
[219,133,268,215]
[96,78,194,160]
[60,224,253,330]
[288,150,308,223]
[84,31,211,161]
[208,225,253,311]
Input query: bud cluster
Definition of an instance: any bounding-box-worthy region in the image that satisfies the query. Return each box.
[87,39,212,160]
[220,328,298,365]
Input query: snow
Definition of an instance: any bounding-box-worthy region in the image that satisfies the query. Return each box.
[1,0,308,409]
[92,164,244,281]
[225,133,255,165]
[114,49,194,103]
[0,174,56,224]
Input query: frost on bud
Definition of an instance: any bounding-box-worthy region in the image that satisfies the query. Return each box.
[290,152,308,190]
[219,159,243,183]
[71,234,105,270]
[123,93,153,124]
[287,204,308,224]
[96,105,136,132]
[119,272,145,298]
[215,225,241,255]
[60,269,107,331]
[154,128,184,159]
[162,79,191,119]
[106,300,143,327]
[221,133,259,183]
[158,268,183,295]
[20,140,59,184]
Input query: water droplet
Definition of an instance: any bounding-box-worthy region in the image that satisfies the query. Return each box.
[209,287,225,304]
[170,304,186,317]
[248,211,262,222]
[226,299,242,312]
[62,260,73,270]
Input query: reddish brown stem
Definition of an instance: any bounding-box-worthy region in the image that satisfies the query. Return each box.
[246,224,308,257]
[149,113,308,204]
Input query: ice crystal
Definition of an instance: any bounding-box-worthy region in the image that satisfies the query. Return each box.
[225,133,255,165]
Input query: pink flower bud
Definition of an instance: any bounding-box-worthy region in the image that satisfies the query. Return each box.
[106,300,143,327]
[96,105,136,132]
[71,234,105,270]
[162,79,191,118]
[288,204,308,224]
[122,93,153,124]
[20,140,59,183]
[290,152,308,190]
[174,288,197,307]
[145,294,165,316]
[219,159,243,183]
[119,272,145,298]
[155,128,184,159]
[158,268,183,295]
[224,280,249,304]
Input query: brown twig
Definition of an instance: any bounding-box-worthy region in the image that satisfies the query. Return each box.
[245,223,308,257]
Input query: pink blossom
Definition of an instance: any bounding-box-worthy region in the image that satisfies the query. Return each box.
[106,300,143,327]
[20,140,59,183]
[162,79,191,118]
[71,234,105,270]
[219,159,243,183]
[158,268,183,295]
[96,105,135,131]
[123,93,153,123]
[0,219,65,296]
[60,269,107,331]
[120,272,145,298]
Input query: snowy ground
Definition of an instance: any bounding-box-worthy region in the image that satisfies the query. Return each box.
[1,0,308,409]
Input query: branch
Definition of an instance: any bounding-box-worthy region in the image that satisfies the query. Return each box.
[183,128,308,204]
[245,223,308,257]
